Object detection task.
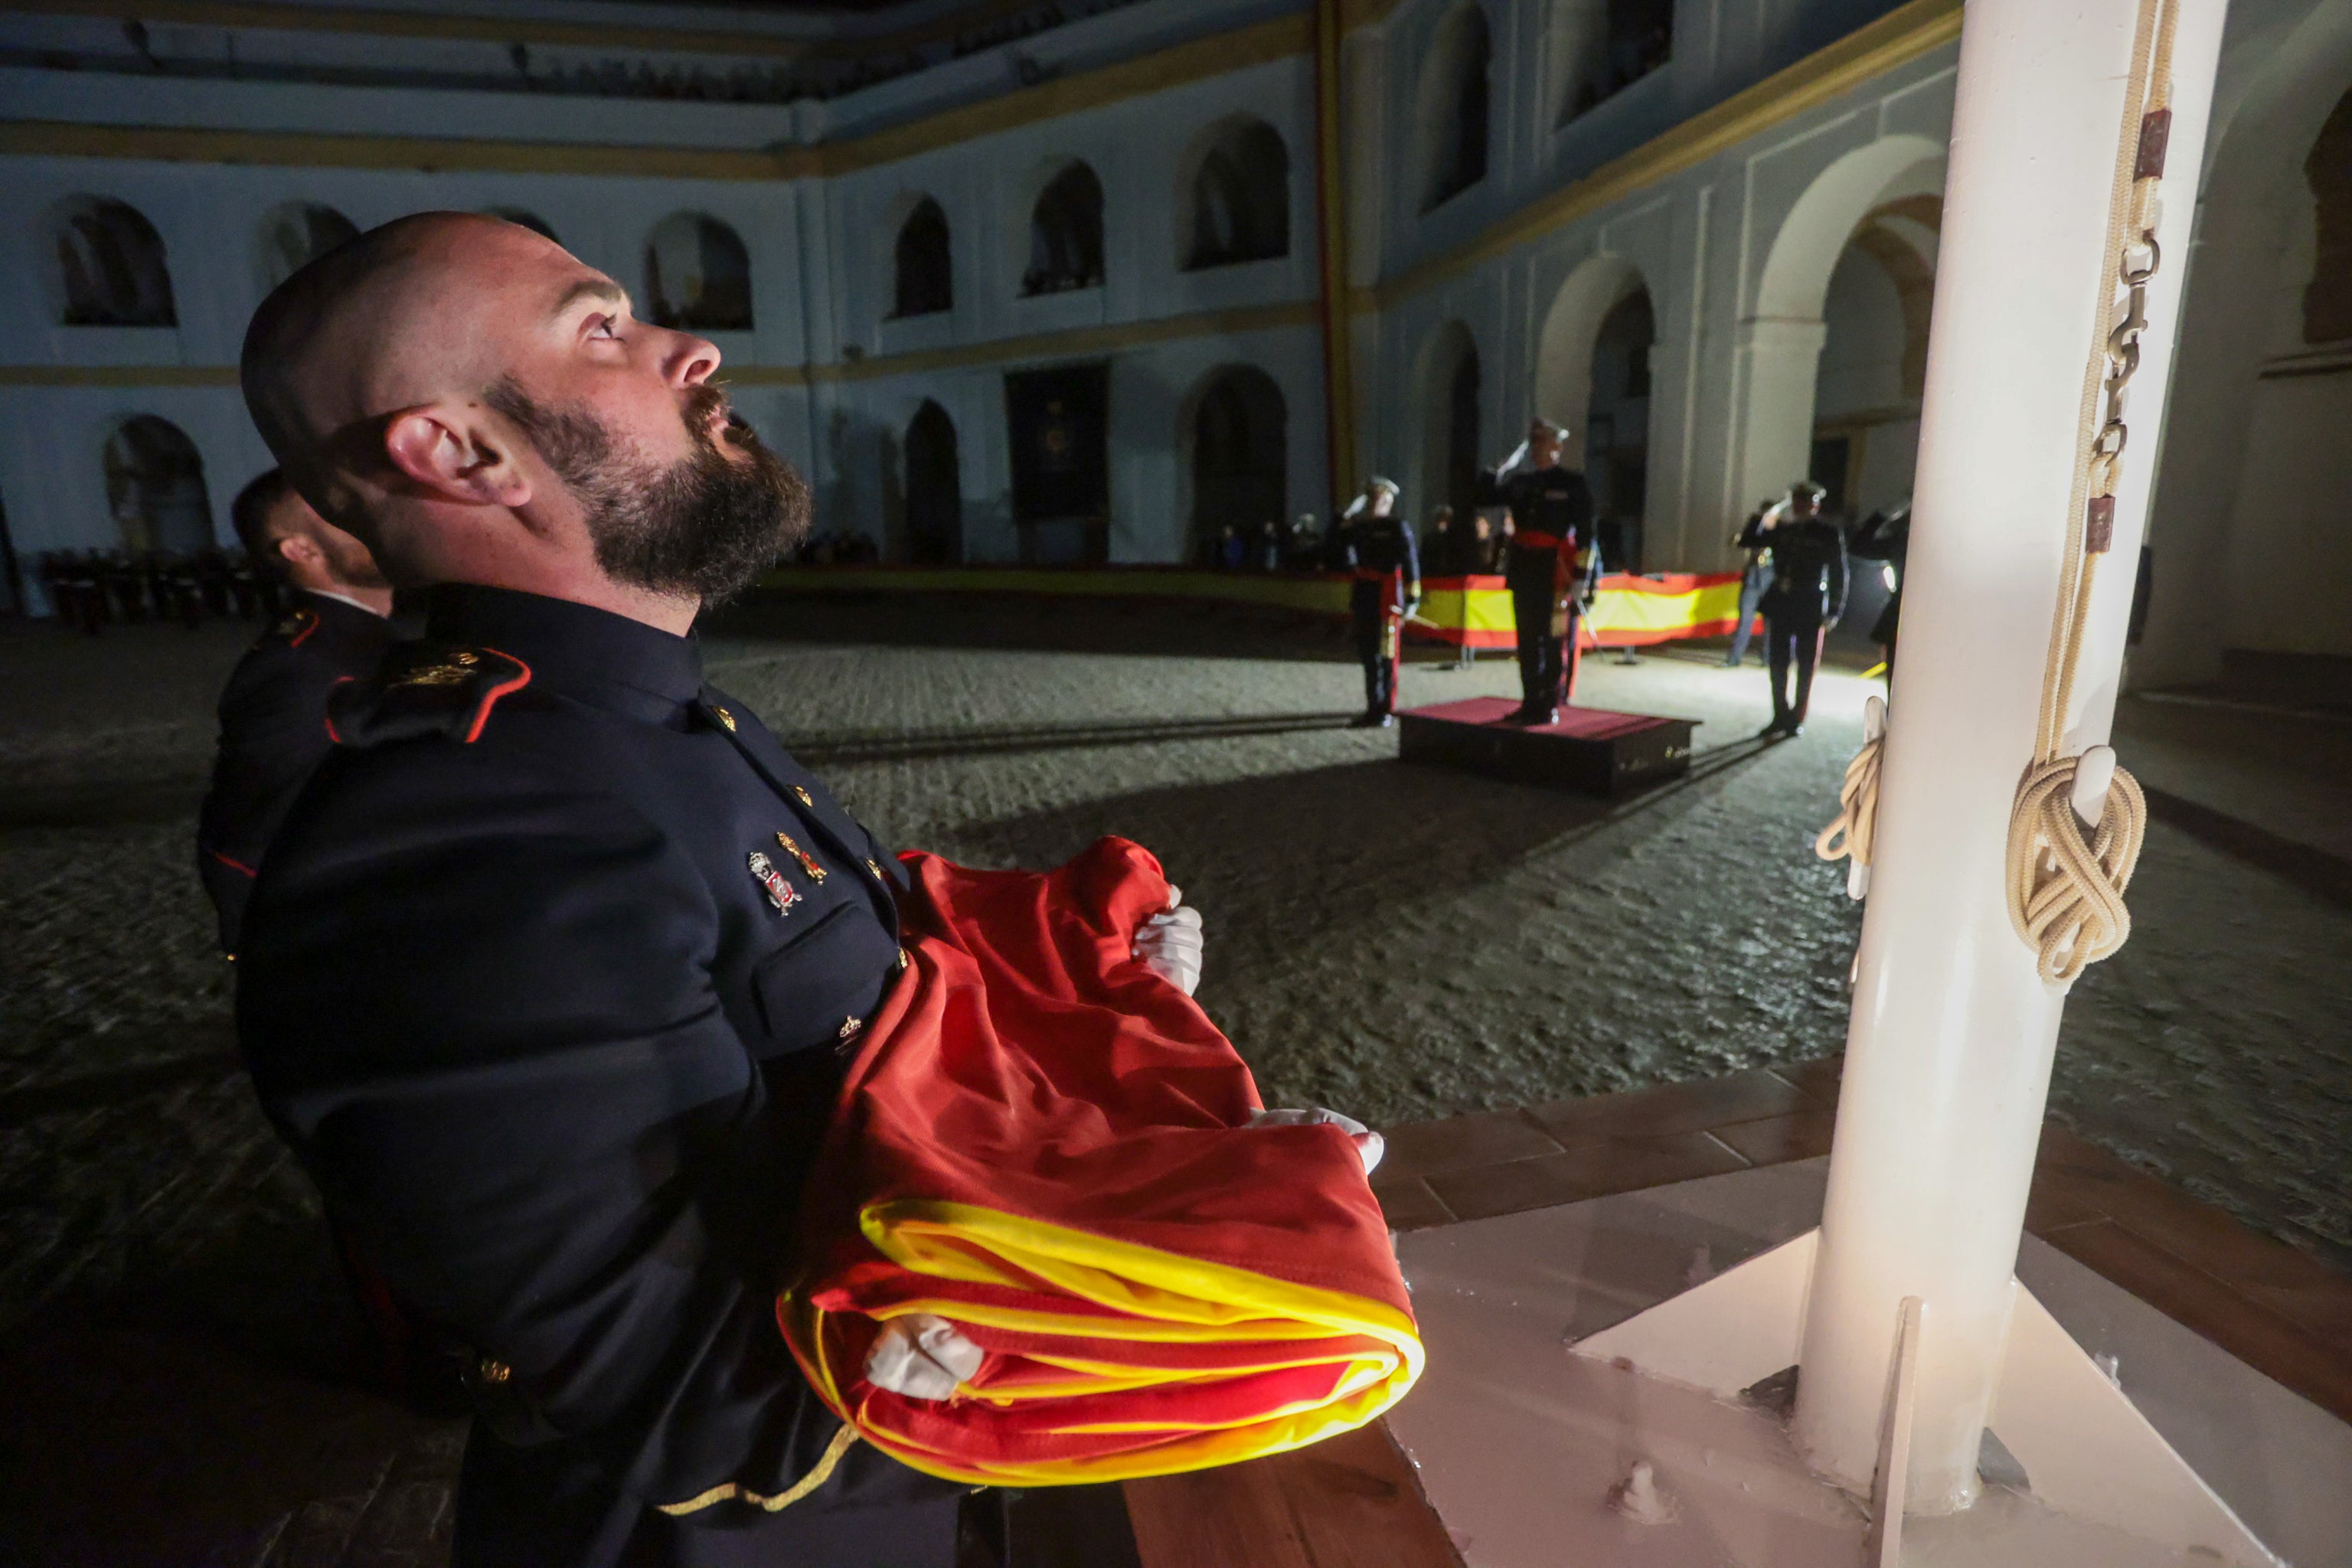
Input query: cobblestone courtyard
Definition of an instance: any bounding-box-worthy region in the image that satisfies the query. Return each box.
[1,593,2346,1561]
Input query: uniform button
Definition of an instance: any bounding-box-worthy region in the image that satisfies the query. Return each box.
[478,1356,511,1384]
[793,786,815,807]
[710,706,737,732]
[866,858,884,879]
[838,1016,863,1040]
[895,948,909,972]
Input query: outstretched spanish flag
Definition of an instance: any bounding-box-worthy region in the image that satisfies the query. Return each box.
[779,837,1422,1488]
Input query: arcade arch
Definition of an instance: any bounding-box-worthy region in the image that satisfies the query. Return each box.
[644,212,753,331]
[1184,364,1287,559]
[903,400,962,564]
[103,416,212,555]
[1534,255,1655,569]
[1180,116,1289,270]
[2135,6,2352,685]
[1733,135,1945,534]
[53,197,175,327]
[1022,162,1105,296]
[893,198,954,318]
[1417,3,1491,214]
[256,201,359,295]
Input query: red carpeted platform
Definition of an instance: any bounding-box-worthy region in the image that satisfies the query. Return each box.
[1396,697,1694,795]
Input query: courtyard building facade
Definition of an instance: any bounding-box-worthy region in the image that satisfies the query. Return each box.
[0,0,2344,681]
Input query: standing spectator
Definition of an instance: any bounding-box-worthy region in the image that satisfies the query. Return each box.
[1848,501,1911,678]
[1423,506,1457,577]
[1217,524,1244,570]
[1724,500,1779,668]
[1738,481,1847,738]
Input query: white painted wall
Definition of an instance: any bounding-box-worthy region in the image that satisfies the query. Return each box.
[0,0,2339,665]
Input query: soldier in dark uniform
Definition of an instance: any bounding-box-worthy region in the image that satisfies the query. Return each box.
[1737,480,1848,737]
[1472,420,1594,724]
[1847,501,1910,678]
[239,211,1191,1567]
[1332,478,1420,727]
[196,468,395,956]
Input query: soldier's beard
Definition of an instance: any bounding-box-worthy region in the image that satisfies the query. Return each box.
[485,379,810,607]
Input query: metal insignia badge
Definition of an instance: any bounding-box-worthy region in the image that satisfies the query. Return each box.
[774,831,827,883]
[747,851,799,915]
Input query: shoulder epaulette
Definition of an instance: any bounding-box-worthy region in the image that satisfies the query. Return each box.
[260,605,319,650]
[325,643,534,748]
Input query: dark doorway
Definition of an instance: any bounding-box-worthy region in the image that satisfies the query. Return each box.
[1809,436,1852,516]
[1188,366,1287,559]
[904,400,962,565]
[1004,364,1110,565]
[894,198,953,318]
[104,416,213,555]
[1588,287,1655,571]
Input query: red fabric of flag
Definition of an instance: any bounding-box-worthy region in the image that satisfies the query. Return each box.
[779,836,1421,1485]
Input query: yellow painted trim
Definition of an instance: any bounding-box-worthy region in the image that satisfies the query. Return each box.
[0,119,813,180]
[824,14,1311,175]
[8,0,819,57]
[6,0,1070,64]
[0,15,1307,181]
[0,364,238,387]
[1370,0,1965,310]
[808,301,1319,384]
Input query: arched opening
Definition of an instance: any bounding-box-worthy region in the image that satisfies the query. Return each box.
[903,400,962,564]
[1023,162,1105,296]
[1418,4,1491,214]
[1734,135,1945,539]
[1551,0,1674,125]
[103,417,212,555]
[1419,321,1482,528]
[893,198,954,318]
[645,213,753,331]
[1181,118,1290,270]
[54,197,175,327]
[256,202,360,296]
[1186,365,1288,560]
[1586,288,1655,572]
[1812,196,1938,528]
[484,207,560,243]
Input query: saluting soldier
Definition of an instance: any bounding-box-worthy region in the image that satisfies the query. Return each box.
[195,469,394,956]
[234,214,1224,1566]
[1473,420,1595,724]
[1332,477,1420,727]
[1737,479,1849,737]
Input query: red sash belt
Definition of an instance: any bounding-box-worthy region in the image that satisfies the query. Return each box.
[1511,531,1570,552]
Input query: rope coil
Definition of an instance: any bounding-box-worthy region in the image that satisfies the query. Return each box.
[1816,695,1884,901]
[2001,0,2175,987]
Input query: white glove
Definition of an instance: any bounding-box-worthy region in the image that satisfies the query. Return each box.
[1249,1106,1385,1176]
[1498,439,1531,475]
[864,1313,984,1400]
[1132,885,1204,997]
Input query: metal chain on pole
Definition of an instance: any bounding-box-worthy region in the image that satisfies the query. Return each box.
[2002,0,2174,986]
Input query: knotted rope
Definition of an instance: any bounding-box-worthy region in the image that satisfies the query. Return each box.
[2002,0,2175,985]
[1816,694,1884,900]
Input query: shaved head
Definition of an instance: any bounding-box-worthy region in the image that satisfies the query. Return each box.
[240,211,807,626]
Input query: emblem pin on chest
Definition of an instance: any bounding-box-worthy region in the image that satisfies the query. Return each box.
[747,851,799,915]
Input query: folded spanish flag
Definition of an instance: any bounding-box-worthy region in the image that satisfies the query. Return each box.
[777,836,1422,1487]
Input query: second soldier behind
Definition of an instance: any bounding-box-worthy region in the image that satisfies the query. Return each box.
[1331,477,1419,727]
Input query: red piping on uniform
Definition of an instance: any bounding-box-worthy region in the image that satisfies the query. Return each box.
[464,647,534,744]
[204,846,259,878]
[323,675,355,743]
[287,609,320,648]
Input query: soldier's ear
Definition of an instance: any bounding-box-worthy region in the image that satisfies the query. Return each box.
[383,403,533,511]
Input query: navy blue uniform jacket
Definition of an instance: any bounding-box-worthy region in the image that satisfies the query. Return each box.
[1472,465,1593,591]
[196,590,394,956]
[236,585,959,1567]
